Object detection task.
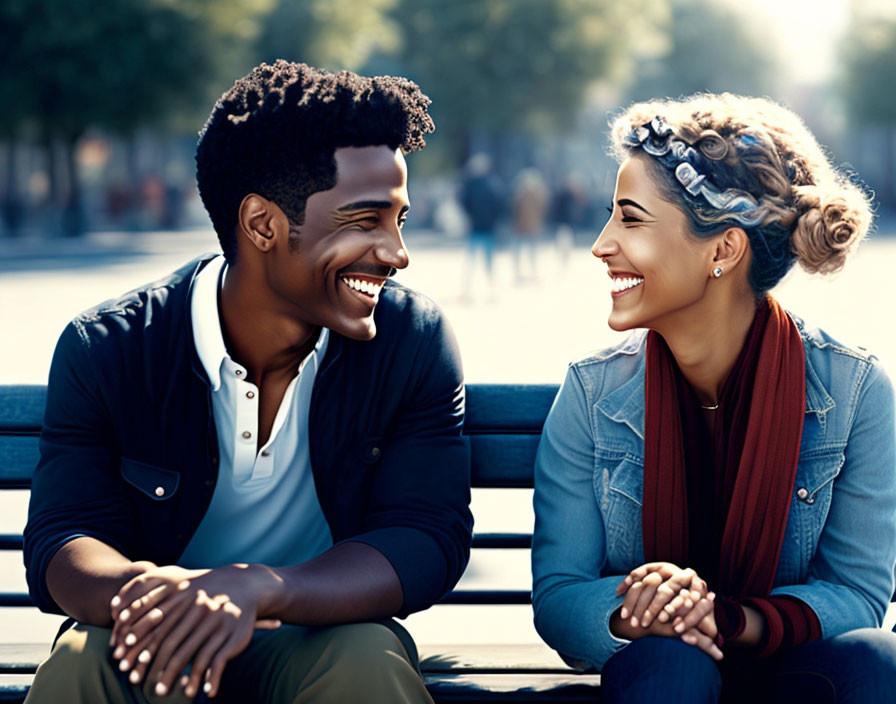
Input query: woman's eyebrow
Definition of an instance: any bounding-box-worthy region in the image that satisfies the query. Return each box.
[617,198,654,217]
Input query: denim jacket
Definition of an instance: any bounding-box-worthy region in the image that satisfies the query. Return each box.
[531,320,896,671]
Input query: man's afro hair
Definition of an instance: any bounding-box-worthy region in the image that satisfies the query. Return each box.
[196,60,434,262]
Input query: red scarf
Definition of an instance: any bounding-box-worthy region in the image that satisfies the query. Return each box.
[642,297,805,596]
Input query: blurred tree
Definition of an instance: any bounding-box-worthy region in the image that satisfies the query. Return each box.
[0,0,267,236]
[255,0,400,71]
[840,18,896,205]
[624,0,773,103]
[392,0,668,167]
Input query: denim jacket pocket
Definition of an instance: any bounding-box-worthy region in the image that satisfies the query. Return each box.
[785,449,845,579]
[120,458,181,502]
[598,454,644,570]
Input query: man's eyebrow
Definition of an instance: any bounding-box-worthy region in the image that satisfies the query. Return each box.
[617,198,654,217]
[336,200,393,212]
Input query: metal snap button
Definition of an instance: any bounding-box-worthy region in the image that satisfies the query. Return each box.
[246,391,255,399]
[154,486,165,497]
[242,431,252,439]
[796,487,809,500]
[235,369,243,376]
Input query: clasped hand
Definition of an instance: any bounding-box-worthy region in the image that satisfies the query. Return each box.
[108,564,281,698]
[615,562,723,661]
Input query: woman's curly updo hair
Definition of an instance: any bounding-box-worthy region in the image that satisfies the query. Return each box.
[196,60,435,263]
[609,93,872,294]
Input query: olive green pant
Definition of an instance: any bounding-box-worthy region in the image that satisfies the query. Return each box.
[24,621,434,704]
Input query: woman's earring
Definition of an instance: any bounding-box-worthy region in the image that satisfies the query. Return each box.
[712,266,723,278]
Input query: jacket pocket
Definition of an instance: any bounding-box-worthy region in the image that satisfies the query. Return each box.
[783,449,845,581]
[120,458,180,502]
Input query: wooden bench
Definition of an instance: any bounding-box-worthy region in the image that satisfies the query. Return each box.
[0,383,605,703]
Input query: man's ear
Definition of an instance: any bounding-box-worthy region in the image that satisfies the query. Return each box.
[237,194,281,253]
[710,227,750,278]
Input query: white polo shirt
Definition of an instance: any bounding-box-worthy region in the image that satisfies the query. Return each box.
[178,255,333,569]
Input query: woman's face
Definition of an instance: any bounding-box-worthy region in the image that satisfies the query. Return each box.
[592,155,717,333]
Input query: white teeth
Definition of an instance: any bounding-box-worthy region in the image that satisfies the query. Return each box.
[612,276,644,293]
[341,277,383,297]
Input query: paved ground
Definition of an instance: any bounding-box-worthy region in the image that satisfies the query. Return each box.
[2,227,895,646]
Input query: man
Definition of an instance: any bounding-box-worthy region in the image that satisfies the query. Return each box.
[458,153,503,301]
[23,61,472,703]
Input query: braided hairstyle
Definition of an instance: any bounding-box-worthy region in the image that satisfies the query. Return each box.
[609,94,871,294]
[196,60,435,263]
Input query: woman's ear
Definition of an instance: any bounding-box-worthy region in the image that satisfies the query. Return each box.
[710,227,750,279]
[237,194,281,253]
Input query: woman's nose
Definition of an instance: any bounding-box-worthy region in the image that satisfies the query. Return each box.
[591,223,617,260]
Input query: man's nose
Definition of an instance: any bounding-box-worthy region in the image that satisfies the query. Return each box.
[375,227,410,270]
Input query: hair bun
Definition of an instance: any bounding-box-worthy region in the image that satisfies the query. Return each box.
[696,130,729,161]
[792,184,870,274]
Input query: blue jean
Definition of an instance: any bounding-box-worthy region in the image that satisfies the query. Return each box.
[601,629,896,704]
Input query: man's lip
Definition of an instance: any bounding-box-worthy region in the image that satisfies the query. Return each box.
[340,279,379,309]
[337,264,395,280]
[339,273,388,285]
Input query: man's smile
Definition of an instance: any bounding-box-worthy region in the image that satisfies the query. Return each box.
[339,274,386,307]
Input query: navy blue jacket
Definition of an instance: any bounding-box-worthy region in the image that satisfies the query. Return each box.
[24,255,472,618]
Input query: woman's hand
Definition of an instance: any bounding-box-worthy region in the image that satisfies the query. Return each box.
[610,592,722,661]
[616,562,708,629]
[677,602,721,660]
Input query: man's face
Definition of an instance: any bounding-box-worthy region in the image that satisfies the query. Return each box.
[265,145,410,341]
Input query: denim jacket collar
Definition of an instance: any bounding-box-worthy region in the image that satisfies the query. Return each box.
[595,329,835,440]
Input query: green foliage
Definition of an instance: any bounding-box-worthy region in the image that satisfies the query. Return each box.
[0,0,274,140]
[625,0,773,103]
[255,0,400,71]
[841,18,896,126]
[392,0,668,162]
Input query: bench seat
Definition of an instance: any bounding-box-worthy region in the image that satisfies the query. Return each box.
[0,643,601,703]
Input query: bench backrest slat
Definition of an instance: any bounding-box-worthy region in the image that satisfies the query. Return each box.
[0,436,39,488]
[0,384,558,489]
[0,385,45,430]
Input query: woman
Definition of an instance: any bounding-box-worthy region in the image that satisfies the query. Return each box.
[531,94,896,703]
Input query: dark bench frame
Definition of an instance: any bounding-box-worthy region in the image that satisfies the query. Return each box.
[0,383,605,703]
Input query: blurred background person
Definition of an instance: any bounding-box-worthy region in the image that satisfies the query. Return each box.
[550,171,592,270]
[511,168,549,284]
[459,153,504,302]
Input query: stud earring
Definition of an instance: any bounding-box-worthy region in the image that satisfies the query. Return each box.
[712,266,723,278]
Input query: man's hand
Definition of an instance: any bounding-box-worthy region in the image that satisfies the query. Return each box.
[109,564,281,698]
[616,562,709,629]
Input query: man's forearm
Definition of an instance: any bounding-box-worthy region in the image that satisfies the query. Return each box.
[45,536,156,626]
[260,541,404,625]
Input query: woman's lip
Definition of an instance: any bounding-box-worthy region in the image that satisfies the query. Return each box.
[611,285,641,299]
[607,270,643,279]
